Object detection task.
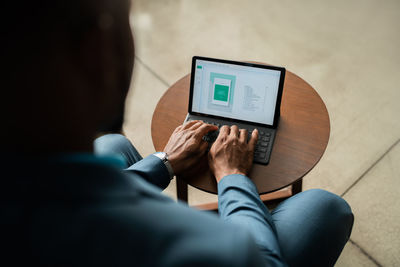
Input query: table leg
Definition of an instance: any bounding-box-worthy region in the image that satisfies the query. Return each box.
[176,177,188,202]
[292,179,303,195]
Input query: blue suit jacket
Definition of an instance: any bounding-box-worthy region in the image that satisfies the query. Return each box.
[2,154,287,266]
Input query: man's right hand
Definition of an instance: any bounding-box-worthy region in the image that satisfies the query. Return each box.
[208,125,259,182]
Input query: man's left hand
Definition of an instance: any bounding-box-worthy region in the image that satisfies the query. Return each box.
[163,120,218,176]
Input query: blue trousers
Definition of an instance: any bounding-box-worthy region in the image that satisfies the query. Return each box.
[95,134,354,266]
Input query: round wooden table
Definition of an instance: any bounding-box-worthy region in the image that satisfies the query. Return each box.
[151,70,330,201]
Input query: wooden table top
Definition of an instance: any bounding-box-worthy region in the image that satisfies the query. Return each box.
[151,70,330,194]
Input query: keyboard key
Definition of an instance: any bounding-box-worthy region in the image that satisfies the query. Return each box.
[259,147,267,152]
[262,136,270,142]
[266,132,271,137]
[261,141,269,147]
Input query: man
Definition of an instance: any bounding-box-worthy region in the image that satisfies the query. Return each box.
[2,1,353,266]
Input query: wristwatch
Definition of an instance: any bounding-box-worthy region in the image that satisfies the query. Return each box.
[153,152,174,180]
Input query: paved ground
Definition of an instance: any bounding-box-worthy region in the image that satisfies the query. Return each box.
[124,1,400,265]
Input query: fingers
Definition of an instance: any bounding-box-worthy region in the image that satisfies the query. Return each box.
[189,121,204,131]
[215,125,230,142]
[230,125,239,139]
[193,123,218,138]
[183,120,218,133]
[248,129,259,150]
[173,125,183,133]
[239,129,248,142]
[219,125,230,135]
[174,120,201,134]
[182,120,199,130]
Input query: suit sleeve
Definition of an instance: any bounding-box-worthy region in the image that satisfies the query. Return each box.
[218,174,288,266]
[125,155,171,190]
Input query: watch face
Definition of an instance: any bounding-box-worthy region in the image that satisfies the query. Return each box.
[155,152,167,160]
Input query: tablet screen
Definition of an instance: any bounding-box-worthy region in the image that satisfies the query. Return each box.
[190,57,285,127]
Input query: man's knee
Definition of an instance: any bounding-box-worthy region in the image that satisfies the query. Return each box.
[305,189,352,214]
[302,189,354,235]
[94,134,130,155]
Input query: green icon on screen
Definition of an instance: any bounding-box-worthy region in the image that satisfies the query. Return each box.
[212,78,231,106]
[213,84,230,102]
[210,74,235,107]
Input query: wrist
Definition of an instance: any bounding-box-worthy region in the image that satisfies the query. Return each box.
[215,169,246,183]
[153,152,174,180]
[165,153,180,175]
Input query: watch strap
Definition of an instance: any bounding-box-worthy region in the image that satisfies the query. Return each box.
[153,152,174,180]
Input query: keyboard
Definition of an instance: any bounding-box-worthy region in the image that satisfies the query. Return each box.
[195,120,274,164]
